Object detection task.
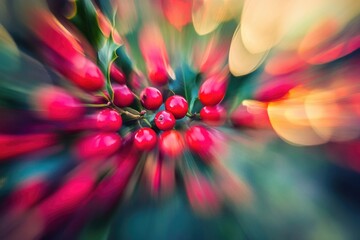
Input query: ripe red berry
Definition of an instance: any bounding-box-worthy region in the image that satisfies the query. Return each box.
[134,127,157,151]
[254,79,296,102]
[110,63,126,84]
[46,52,105,92]
[230,104,270,128]
[96,109,122,131]
[74,132,121,160]
[65,56,105,92]
[165,95,188,119]
[33,10,83,61]
[78,58,105,91]
[32,86,84,121]
[198,76,227,106]
[34,10,105,92]
[200,105,226,125]
[159,130,184,157]
[185,125,214,160]
[113,84,134,107]
[155,111,176,131]
[140,87,163,110]
[149,65,168,86]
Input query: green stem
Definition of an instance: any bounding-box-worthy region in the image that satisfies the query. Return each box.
[84,103,110,108]
[113,106,142,119]
[143,118,152,127]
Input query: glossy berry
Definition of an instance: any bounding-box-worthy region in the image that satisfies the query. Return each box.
[198,77,227,106]
[134,127,157,151]
[149,66,168,86]
[45,52,105,92]
[65,56,105,92]
[113,84,134,107]
[74,132,122,160]
[32,86,84,121]
[185,125,214,159]
[96,109,122,131]
[200,105,226,125]
[110,63,126,84]
[140,87,163,110]
[159,130,184,157]
[165,95,188,119]
[155,111,175,131]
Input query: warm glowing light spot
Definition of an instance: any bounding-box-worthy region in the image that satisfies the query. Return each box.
[229,24,267,76]
[192,0,224,35]
[241,0,291,54]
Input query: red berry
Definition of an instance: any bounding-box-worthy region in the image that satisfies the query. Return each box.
[96,109,122,131]
[254,79,296,102]
[159,130,184,157]
[74,132,121,160]
[185,125,214,160]
[200,105,226,125]
[134,127,157,151]
[46,53,105,92]
[149,66,168,86]
[33,10,83,61]
[34,11,105,92]
[66,56,105,92]
[79,59,105,91]
[155,111,176,131]
[110,63,126,84]
[140,87,163,110]
[198,76,227,106]
[113,84,134,107]
[32,86,84,121]
[165,95,188,119]
[230,104,270,128]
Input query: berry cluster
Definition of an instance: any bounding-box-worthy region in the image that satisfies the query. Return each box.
[75,73,228,159]
[25,3,233,164]
[0,0,256,222]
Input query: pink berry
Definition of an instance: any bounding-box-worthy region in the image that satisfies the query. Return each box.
[230,104,270,128]
[200,105,226,125]
[113,84,134,107]
[159,130,184,157]
[110,63,126,84]
[96,109,122,131]
[32,86,84,121]
[165,95,188,119]
[185,125,214,160]
[149,66,168,86]
[199,76,227,106]
[155,111,176,131]
[134,127,157,151]
[74,132,121,160]
[140,87,163,110]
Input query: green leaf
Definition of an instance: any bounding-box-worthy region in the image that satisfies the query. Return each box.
[71,0,103,48]
[98,39,119,100]
[170,63,199,102]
